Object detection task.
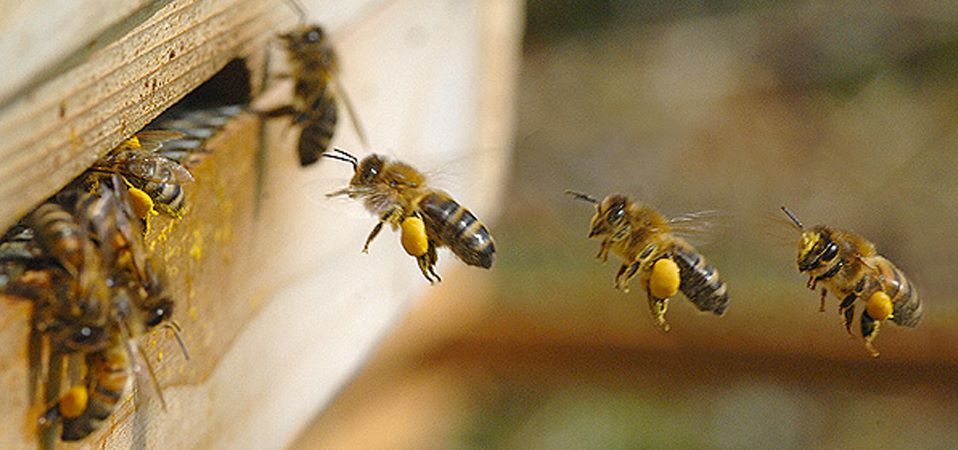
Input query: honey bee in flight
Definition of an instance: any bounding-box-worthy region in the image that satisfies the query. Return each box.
[781,206,923,357]
[264,1,368,166]
[567,191,729,332]
[324,148,495,283]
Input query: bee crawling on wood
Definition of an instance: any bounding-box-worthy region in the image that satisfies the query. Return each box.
[88,130,195,221]
[324,148,495,283]
[781,206,923,357]
[2,179,187,445]
[567,191,729,332]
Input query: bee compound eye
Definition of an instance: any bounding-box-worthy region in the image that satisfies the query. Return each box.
[609,206,625,223]
[821,241,839,261]
[71,326,101,345]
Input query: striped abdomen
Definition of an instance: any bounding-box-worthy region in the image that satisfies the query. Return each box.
[297,92,338,166]
[26,203,86,275]
[135,178,185,216]
[418,192,495,269]
[672,243,729,315]
[61,343,129,441]
[868,256,922,328]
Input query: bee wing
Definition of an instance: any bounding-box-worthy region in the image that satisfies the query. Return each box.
[111,151,195,184]
[332,77,369,150]
[668,210,727,247]
[134,130,187,146]
[752,211,804,249]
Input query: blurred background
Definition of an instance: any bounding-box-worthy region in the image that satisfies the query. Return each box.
[294,1,958,448]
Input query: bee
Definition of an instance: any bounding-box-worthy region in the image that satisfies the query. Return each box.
[265,13,369,166]
[31,185,184,444]
[567,191,729,332]
[780,206,923,357]
[324,149,495,283]
[23,202,114,354]
[75,179,177,330]
[89,130,194,219]
[41,333,130,442]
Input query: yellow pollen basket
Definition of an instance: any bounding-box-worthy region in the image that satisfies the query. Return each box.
[401,216,429,257]
[59,386,89,419]
[128,186,157,220]
[649,258,681,299]
[866,291,894,321]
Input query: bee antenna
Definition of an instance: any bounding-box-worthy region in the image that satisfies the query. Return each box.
[780,206,804,229]
[322,148,359,170]
[162,321,191,361]
[283,0,309,23]
[121,327,168,411]
[331,147,358,163]
[321,153,358,171]
[565,190,599,205]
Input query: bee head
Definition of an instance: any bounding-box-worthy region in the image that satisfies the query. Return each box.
[57,323,107,353]
[141,261,174,328]
[589,194,629,238]
[352,154,385,186]
[797,226,840,272]
[281,24,326,48]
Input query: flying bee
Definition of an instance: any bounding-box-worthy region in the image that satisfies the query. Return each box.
[89,130,194,219]
[264,13,369,166]
[780,206,923,357]
[567,191,729,332]
[324,149,495,283]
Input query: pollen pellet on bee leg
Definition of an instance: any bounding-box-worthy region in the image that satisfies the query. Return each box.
[59,386,88,419]
[127,187,156,220]
[866,291,894,321]
[649,258,681,299]
[401,216,429,257]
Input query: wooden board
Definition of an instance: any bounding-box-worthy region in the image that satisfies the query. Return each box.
[0,0,297,235]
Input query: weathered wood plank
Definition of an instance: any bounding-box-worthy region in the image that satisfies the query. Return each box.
[0,0,297,235]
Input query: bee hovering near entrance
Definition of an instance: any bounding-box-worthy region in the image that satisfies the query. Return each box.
[262,0,369,166]
[781,206,922,357]
[324,148,495,283]
[567,191,729,332]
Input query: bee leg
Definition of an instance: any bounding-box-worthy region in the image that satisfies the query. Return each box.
[819,288,827,312]
[362,222,385,253]
[839,293,857,335]
[363,208,404,253]
[621,262,641,293]
[614,264,628,290]
[806,275,815,290]
[38,350,65,449]
[861,310,881,357]
[28,323,42,407]
[426,243,441,282]
[614,262,640,292]
[416,241,441,284]
[255,105,299,118]
[596,238,611,262]
[647,294,671,333]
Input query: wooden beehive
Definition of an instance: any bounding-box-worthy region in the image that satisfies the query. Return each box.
[0,0,522,448]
